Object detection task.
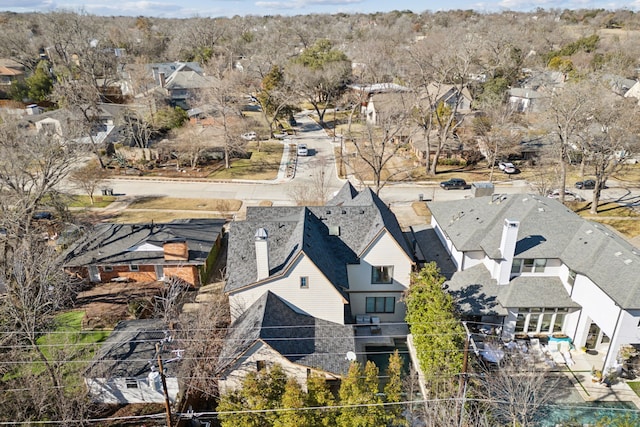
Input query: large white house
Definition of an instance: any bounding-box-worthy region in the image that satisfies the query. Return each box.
[428,194,640,371]
[221,182,415,388]
[225,182,415,325]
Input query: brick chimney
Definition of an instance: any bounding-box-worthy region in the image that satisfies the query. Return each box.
[255,228,269,281]
[163,240,188,261]
[497,219,519,285]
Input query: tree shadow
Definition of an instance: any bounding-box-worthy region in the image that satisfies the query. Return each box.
[447,283,501,315]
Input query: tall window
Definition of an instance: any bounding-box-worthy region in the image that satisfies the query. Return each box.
[515,308,568,334]
[371,266,393,284]
[366,297,395,313]
[300,276,309,289]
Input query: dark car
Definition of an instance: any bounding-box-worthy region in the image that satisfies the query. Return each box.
[32,211,53,220]
[440,178,470,190]
[575,179,606,190]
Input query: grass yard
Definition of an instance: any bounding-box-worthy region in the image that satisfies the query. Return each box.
[3,311,109,389]
[628,381,640,397]
[111,210,227,223]
[128,196,242,211]
[209,141,283,180]
[67,195,116,208]
[572,201,640,238]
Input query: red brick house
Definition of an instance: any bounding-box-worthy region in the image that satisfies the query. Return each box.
[63,219,226,287]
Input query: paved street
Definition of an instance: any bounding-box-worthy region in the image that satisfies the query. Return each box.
[86,111,640,216]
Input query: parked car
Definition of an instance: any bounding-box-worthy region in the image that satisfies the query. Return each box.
[33,211,54,220]
[547,189,584,202]
[241,131,257,141]
[499,162,520,174]
[575,179,607,190]
[297,144,308,156]
[440,178,470,190]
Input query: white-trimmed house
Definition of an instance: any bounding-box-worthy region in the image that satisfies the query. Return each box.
[225,182,415,325]
[84,319,183,404]
[428,194,640,372]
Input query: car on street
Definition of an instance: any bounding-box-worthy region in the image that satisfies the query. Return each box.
[297,144,308,156]
[547,189,584,202]
[440,178,470,190]
[499,162,520,174]
[574,179,607,190]
[241,131,257,141]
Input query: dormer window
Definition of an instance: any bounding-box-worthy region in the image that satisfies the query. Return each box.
[512,258,546,274]
[372,266,393,284]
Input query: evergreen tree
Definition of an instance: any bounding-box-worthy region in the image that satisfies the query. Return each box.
[384,350,407,426]
[405,262,465,395]
[274,378,309,427]
[306,374,337,426]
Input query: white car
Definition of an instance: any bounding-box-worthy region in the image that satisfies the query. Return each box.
[241,131,257,141]
[297,144,308,156]
[498,162,519,174]
[547,189,584,202]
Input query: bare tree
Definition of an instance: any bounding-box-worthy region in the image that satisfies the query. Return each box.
[478,353,559,427]
[288,155,333,206]
[154,276,190,323]
[0,235,86,424]
[543,79,594,204]
[577,87,640,214]
[347,92,415,195]
[408,28,477,176]
[68,161,109,205]
[0,122,77,235]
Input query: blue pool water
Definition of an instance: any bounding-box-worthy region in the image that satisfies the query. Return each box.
[538,401,639,426]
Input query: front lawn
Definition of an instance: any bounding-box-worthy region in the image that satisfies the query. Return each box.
[208,141,283,180]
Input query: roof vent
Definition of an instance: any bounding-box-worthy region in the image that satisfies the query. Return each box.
[585,230,593,234]
[359,209,365,214]
[538,207,544,212]
[615,251,622,257]
[326,210,331,215]
[624,259,633,265]
[341,209,346,214]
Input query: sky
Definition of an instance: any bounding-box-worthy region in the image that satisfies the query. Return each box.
[1,0,639,19]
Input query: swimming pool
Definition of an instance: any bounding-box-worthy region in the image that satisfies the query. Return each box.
[538,401,639,426]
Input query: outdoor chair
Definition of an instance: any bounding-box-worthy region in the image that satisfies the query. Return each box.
[559,341,575,367]
[548,341,567,365]
[529,338,545,361]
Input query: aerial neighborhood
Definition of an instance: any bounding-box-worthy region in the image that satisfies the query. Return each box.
[2,6,640,427]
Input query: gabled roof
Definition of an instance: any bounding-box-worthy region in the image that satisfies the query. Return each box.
[64,218,225,267]
[349,83,410,94]
[225,182,413,294]
[85,319,182,379]
[219,291,355,376]
[164,65,215,90]
[429,194,640,309]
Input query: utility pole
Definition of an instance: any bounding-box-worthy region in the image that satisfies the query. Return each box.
[156,343,173,427]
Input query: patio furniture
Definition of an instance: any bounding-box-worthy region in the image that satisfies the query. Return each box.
[548,341,566,365]
[481,342,505,364]
[559,341,575,367]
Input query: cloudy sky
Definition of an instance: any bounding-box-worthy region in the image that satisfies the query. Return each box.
[2,0,638,18]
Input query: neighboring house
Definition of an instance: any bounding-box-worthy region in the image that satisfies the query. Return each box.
[26,103,127,145]
[64,219,226,287]
[422,83,473,113]
[85,319,183,404]
[624,81,640,104]
[147,62,214,109]
[603,74,636,97]
[218,291,355,392]
[508,88,546,113]
[428,193,640,372]
[225,182,415,325]
[0,59,25,98]
[349,83,410,125]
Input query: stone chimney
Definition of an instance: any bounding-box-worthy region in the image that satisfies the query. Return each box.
[255,228,269,281]
[497,219,519,285]
[163,240,188,261]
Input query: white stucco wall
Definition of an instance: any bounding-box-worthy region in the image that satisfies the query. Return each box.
[85,376,180,404]
[228,254,347,324]
[347,231,412,322]
[431,218,463,270]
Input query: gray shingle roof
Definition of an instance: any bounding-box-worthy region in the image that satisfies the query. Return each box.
[85,319,182,379]
[226,182,413,294]
[63,219,225,267]
[430,194,640,309]
[219,291,355,376]
[444,264,578,315]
